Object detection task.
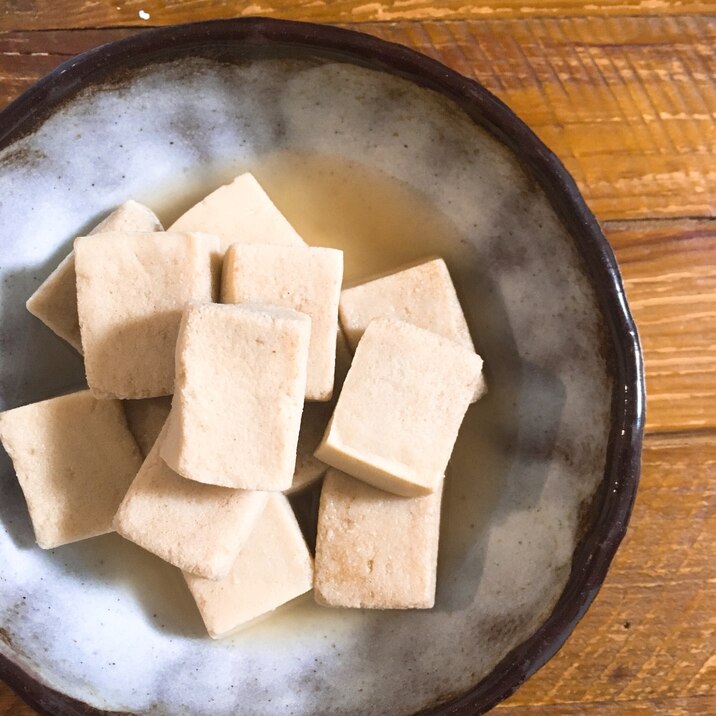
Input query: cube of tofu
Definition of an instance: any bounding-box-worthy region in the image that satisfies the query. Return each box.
[169,173,305,251]
[114,424,268,580]
[315,469,443,609]
[222,244,343,401]
[0,390,143,549]
[26,201,162,353]
[184,493,314,638]
[339,258,485,401]
[339,258,473,352]
[161,303,310,490]
[74,231,219,399]
[315,318,482,497]
[123,396,172,457]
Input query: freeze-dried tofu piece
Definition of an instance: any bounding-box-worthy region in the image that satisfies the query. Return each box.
[315,318,482,497]
[170,172,305,250]
[74,231,218,399]
[222,244,343,401]
[26,201,162,353]
[185,494,314,638]
[339,257,484,399]
[161,303,310,491]
[0,390,142,548]
[314,469,443,609]
[114,424,268,580]
[339,258,473,351]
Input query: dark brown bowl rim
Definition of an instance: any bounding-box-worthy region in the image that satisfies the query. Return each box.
[0,17,644,716]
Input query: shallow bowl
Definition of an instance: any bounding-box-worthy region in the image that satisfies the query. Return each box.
[0,18,643,716]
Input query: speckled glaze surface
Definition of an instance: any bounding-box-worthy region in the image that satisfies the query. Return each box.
[0,19,643,716]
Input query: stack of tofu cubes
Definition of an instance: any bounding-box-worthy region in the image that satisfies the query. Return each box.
[0,173,484,638]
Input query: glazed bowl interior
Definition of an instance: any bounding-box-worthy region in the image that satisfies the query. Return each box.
[0,19,642,716]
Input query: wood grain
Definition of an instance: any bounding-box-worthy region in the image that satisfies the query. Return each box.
[1,16,714,221]
[498,695,716,714]
[1,3,715,715]
[369,17,716,220]
[606,219,716,433]
[498,431,716,709]
[3,0,716,32]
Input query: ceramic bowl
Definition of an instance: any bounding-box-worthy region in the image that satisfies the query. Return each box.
[0,18,644,715]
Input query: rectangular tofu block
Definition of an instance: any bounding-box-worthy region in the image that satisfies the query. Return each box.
[161,303,310,490]
[185,493,314,638]
[339,258,473,352]
[75,231,219,399]
[315,469,443,609]
[315,318,482,496]
[170,172,305,251]
[114,424,268,580]
[222,244,343,401]
[0,390,143,549]
[26,201,162,353]
[123,396,172,457]
[339,258,485,400]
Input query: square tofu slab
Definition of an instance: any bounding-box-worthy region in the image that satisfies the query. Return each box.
[339,258,473,352]
[315,469,443,609]
[123,396,172,457]
[74,231,219,399]
[222,244,343,401]
[185,493,314,638]
[169,172,305,251]
[114,424,268,580]
[339,258,485,400]
[26,201,162,353]
[161,303,310,490]
[315,318,482,497]
[0,390,143,549]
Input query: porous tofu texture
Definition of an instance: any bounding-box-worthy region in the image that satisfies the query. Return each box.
[114,424,268,580]
[123,396,172,457]
[315,318,482,497]
[222,244,343,401]
[170,172,305,251]
[0,390,142,549]
[25,201,162,353]
[315,469,443,609]
[161,303,310,491]
[184,494,314,639]
[74,231,218,399]
[339,258,473,352]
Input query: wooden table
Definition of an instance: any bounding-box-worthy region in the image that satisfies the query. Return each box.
[1,2,714,714]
